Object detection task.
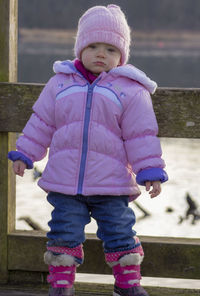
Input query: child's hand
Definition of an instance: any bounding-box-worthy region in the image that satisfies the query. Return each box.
[145,181,161,198]
[13,160,27,177]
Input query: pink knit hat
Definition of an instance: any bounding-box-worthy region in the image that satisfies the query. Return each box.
[74,4,131,65]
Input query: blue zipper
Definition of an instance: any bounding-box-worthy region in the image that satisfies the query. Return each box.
[77,79,100,194]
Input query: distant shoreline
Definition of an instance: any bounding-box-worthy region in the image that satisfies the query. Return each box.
[19,28,200,50]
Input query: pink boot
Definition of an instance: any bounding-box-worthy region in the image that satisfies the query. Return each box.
[112,263,149,296]
[105,237,149,296]
[44,245,83,296]
[47,265,76,296]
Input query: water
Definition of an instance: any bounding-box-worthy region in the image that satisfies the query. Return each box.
[18,50,200,88]
[18,29,200,87]
[18,44,200,88]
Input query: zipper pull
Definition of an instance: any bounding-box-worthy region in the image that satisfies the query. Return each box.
[86,88,93,109]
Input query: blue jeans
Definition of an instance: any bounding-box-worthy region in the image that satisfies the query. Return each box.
[47,192,137,253]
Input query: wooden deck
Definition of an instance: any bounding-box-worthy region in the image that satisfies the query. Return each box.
[0,283,199,296]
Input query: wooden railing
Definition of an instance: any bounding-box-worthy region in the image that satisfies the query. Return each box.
[1,82,200,286]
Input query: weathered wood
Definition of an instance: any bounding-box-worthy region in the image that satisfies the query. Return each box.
[0,283,200,296]
[0,0,18,82]
[75,283,200,296]
[7,231,200,280]
[153,88,200,138]
[0,132,16,284]
[0,82,43,132]
[0,0,18,284]
[0,83,200,137]
[141,236,200,279]
[0,282,199,296]
[0,133,16,231]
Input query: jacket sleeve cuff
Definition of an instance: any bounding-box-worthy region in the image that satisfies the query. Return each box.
[7,151,33,169]
[136,167,168,186]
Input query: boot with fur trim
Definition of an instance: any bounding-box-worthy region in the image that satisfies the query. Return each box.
[105,239,148,296]
[44,245,83,296]
[111,253,149,296]
[44,252,76,296]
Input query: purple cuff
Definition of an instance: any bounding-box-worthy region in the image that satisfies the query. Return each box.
[7,151,33,169]
[136,168,168,186]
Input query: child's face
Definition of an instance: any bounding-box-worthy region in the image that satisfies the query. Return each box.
[81,43,121,75]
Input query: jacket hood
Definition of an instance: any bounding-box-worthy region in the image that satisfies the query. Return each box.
[53,60,157,94]
[111,64,157,94]
[53,60,77,75]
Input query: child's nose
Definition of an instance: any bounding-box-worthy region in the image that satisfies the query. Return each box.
[97,47,106,57]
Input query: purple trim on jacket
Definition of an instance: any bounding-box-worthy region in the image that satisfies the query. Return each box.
[136,168,168,186]
[7,151,33,169]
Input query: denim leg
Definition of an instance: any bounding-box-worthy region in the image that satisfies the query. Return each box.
[47,192,91,248]
[89,195,136,252]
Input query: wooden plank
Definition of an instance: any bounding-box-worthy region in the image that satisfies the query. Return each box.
[0,83,200,138]
[153,88,200,138]
[0,282,199,296]
[141,236,200,279]
[7,231,200,280]
[0,0,18,82]
[0,133,16,233]
[75,283,200,296]
[0,132,16,283]
[0,0,18,284]
[0,82,43,132]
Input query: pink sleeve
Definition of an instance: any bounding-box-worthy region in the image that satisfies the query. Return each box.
[121,89,165,174]
[16,77,56,162]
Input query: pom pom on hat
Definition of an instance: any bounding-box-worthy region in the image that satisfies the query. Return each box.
[74,4,131,65]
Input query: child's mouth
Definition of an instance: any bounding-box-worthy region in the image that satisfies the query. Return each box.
[94,61,105,66]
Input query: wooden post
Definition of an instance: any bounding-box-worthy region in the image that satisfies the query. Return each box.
[0,0,18,283]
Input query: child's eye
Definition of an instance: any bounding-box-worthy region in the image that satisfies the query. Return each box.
[88,44,96,49]
[107,48,115,52]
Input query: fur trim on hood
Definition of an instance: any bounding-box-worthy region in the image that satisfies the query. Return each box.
[111,64,157,94]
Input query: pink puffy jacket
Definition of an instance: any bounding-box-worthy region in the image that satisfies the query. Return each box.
[11,61,167,200]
